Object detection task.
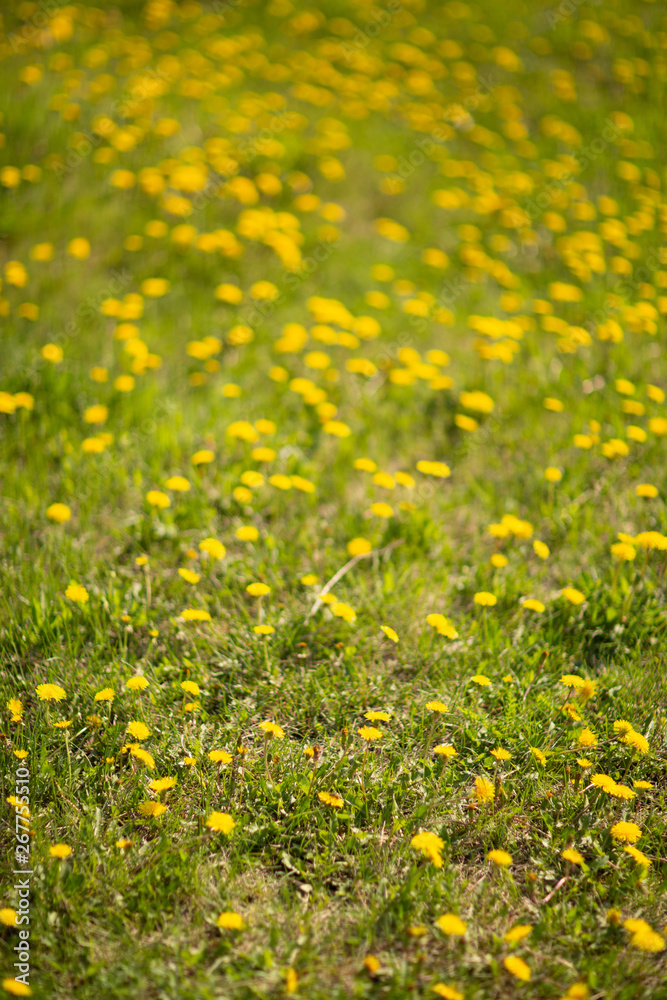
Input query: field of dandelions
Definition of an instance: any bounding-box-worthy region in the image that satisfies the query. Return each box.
[1,1,667,998]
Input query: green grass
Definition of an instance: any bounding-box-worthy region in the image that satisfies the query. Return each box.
[1,0,667,997]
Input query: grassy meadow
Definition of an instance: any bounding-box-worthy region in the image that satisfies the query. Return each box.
[1,0,667,997]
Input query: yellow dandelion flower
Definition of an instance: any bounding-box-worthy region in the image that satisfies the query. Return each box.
[433,985,463,1000]
[487,849,513,866]
[435,913,466,936]
[49,843,72,859]
[504,955,531,981]
[206,812,235,834]
[46,503,71,523]
[473,776,495,803]
[473,591,497,606]
[126,677,149,691]
[138,802,166,818]
[610,822,642,843]
[504,925,532,944]
[217,912,244,930]
[258,720,285,739]
[126,721,150,740]
[36,683,67,702]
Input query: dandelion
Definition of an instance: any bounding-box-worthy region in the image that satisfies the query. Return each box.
[0,909,17,927]
[331,601,356,622]
[432,986,463,1000]
[254,624,275,635]
[578,679,597,704]
[435,913,466,936]
[364,956,380,974]
[621,729,649,754]
[577,729,597,748]
[562,587,585,605]
[473,776,495,804]
[199,538,226,560]
[7,698,23,721]
[473,591,497,606]
[36,684,66,702]
[116,839,132,850]
[206,812,235,834]
[148,777,176,793]
[1,978,32,996]
[127,721,150,740]
[178,568,200,583]
[487,849,513,867]
[530,747,546,765]
[503,955,531,981]
[208,750,233,764]
[434,745,457,758]
[348,537,372,556]
[246,582,271,597]
[631,930,665,952]
[46,503,71,523]
[610,822,642,843]
[49,844,72,859]
[94,688,114,702]
[562,848,586,867]
[358,725,382,741]
[471,674,491,687]
[370,501,393,518]
[128,745,155,770]
[504,925,532,944]
[217,912,244,930]
[126,677,149,691]
[181,609,211,621]
[181,681,200,697]
[490,748,512,761]
[623,845,651,867]
[236,525,259,541]
[66,583,89,604]
[146,490,170,509]
[259,721,285,739]
[138,802,167,818]
[410,831,444,868]
[522,599,545,612]
[318,791,344,808]
[381,625,398,642]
